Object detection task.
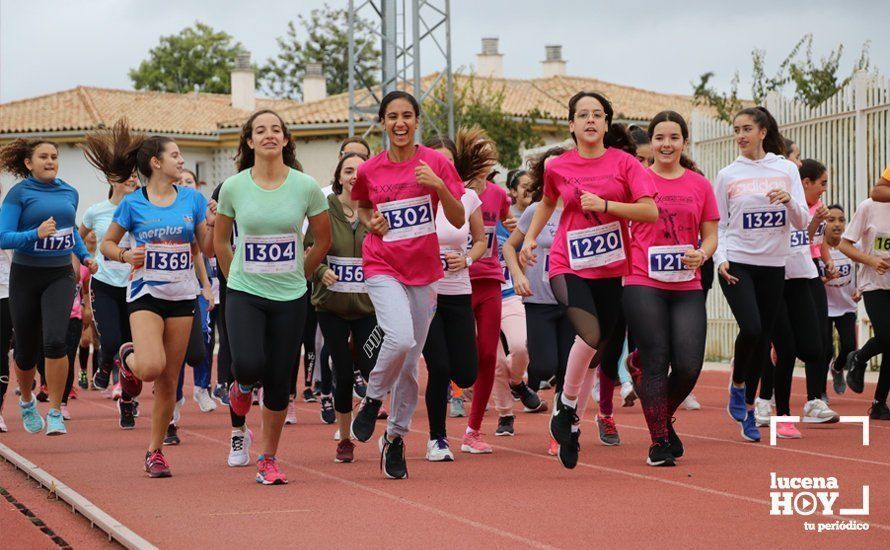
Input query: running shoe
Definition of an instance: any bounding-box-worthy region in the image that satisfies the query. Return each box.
[68,387,78,400]
[379,434,408,479]
[803,399,840,423]
[510,381,546,413]
[425,438,454,462]
[163,424,180,446]
[320,395,336,424]
[727,381,747,422]
[92,367,111,391]
[547,436,558,456]
[285,400,298,425]
[620,381,637,407]
[19,399,45,434]
[172,396,185,425]
[132,399,139,418]
[60,404,71,420]
[377,406,389,419]
[538,379,553,391]
[353,372,367,399]
[301,388,317,403]
[509,384,521,401]
[193,387,217,412]
[495,415,515,437]
[776,422,802,439]
[211,384,230,406]
[78,369,89,390]
[449,396,466,418]
[646,440,676,467]
[460,429,493,454]
[335,439,356,463]
[682,394,702,411]
[558,430,580,469]
[256,455,288,485]
[45,408,66,436]
[100,386,114,399]
[550,393,578,446]
[597,415,620,446]
[0,415,7,433]
[144,449,171,478]
[118,399,136,430]
[869,402,890,420]
[740,409,761,442]
[112,383,122,401]
[228,427,253,467]
[831,364,847,395]
[351,396,382,442]
[845,350,866,394]
[821,392,831,406]
[228,383,253,417]
[115,343,142,397]
[667,418,684,458]
[754,397,772,427]
[35,385,48,402]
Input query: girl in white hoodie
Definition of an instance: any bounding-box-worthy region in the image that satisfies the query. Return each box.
[715,107,809,442]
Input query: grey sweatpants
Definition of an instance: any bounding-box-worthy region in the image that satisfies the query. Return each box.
[365,275,437,437]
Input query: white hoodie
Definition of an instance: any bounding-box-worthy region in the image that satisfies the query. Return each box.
[714,153,809,268]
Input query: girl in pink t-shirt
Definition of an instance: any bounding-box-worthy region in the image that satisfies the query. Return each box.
[349,91,465,479]
[622,111,719,466]
[520,91,658,469]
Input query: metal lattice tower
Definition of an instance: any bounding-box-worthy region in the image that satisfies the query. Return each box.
[348,0,454,143]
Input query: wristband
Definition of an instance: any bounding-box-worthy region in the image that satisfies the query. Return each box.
[604,199,609,213]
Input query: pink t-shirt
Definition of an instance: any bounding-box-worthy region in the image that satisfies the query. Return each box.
[469,182,511,282]
[809,200,826,259]
[543,147,657,280]
[352,145,464,286]
[625,169,720,291]
[842,198,890,292]
[70,265,91,319]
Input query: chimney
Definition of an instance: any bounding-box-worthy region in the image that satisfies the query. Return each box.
[476,37,503,78]
[231,52,255,111]
[541,45,566,78]
[303,63,327,103]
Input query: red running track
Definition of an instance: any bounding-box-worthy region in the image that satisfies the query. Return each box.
[0,368,887,549]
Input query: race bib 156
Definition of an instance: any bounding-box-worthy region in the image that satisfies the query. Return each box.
[327,256,366,293]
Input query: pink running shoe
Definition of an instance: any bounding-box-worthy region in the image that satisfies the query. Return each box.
[144,449,172,478]
[256,455,288,485]
[115,343,142,397]
[229,384,253,417]
[460,429,493,454]
[776,422,802,439]
[285,400,297,425]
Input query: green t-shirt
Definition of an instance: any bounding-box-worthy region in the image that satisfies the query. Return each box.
[218,168,328,301]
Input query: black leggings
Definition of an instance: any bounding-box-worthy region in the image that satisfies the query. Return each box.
[216,272,244,428]
[317,312,379,414]
[551,274,625,381]
[719,262,785,405]
[226,289,307,412]
[863,290,890,404]
[37,318,82,404]
[829,312,857,371]
[9,263,75,367]
[623,286,706,442]
[299,292,317,393]
[184,299,205,367]
[1,298,10,410]
[91,278,131,376]
[423,293,478,439]
[525,303,574,393]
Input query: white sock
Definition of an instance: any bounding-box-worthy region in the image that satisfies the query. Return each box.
[561,393,578,409]
[571,424,580,433]
[465,426,476,435]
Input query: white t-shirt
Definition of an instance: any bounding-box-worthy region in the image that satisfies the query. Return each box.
[435,189,481,296]
[843,199,890,292]
[0,249,12,299]
[785,227,819,280]
[823,246,857,317]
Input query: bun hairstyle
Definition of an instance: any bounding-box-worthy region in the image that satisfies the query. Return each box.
[733,106,788,157]
[454,125,499,184]
[646,110,702,174]
[83,119,173,183]
[0,138,59,179]
[526,145,567,203]
[567,91,635,152]
[799,158,826,182]
[331,152,369,195]
[235,109,300,172]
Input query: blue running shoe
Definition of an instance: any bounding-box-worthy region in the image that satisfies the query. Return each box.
[45,408,67,436]
[19,399,45,434]
[741,409,761,442]
[726,382,747,422]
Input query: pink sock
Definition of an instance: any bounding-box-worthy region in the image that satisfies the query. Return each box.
[562,336,596,398]
[575,367,599,423]
[599,368,616,417]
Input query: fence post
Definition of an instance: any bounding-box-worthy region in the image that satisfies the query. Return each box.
[853,70,869,207]
[690,109,701,160]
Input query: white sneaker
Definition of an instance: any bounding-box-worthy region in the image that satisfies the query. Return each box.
[285,400,297,425]
[754,397,771,427]
[592,375,600,403]
[0,414,7,433]
[60,404,71,420]
[172,396,185,425]
[193,387,217,413]
[682,394,702,411]
[426,438,455,462]
[620,381,637,407]
[227,427,252,467]
[803,399,840,424]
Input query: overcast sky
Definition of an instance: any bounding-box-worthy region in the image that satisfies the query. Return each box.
[0,0,886,103]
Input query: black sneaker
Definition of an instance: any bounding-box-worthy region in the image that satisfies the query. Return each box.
[557,430,580,469]
[163,424,180,446]
[495,415,515,436]
[212,384,230,406]
[320,395,336,424]
[302,388,317,403]
[845,351,866,394]
[92,367,111,391]
[647,440,676,467]
[353,372,367,399]
[118,399,136,430]
[868,402,890,420]
[78,369,89,390]
[550,393,578,446]
[379,434,408,479]
[352,397,383,442]
[132,399,140,418]
[667,418,684,459]
[831,365,847,395]
[511,381,545,413]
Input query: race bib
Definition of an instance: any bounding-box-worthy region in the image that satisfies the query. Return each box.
[439,247,464,279]
[790,230,810,248]
[34,227,74,253]
[144,243,192,282]
[327,256,366,293]
[379,196,435,242]
[542,249,551,283]
[827,259,854,287]
[483,226,496,258]
[874,233,890,257]
[242,234,298,274]
[742,205,786,232]
[648,244,694,283]
[566,222,625,270]
[104,233,134,272]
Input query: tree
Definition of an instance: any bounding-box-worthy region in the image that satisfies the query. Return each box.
[691,72,743,125]
[260,5,380,100]
[129,22,245,94]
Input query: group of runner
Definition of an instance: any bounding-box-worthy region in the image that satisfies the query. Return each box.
[1,89,888,482]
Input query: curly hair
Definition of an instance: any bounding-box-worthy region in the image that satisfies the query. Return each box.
[234,109,301,172]
[525,145,568,203]
[0,139,59,179]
